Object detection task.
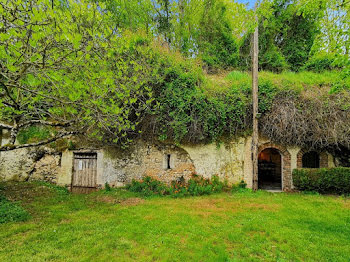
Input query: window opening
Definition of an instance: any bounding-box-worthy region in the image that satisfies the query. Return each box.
[167,154,171,169]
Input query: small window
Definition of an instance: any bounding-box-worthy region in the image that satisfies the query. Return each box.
[302,151,320,168]
[166,154,171,169]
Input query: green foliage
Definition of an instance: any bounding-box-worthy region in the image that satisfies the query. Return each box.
[127,176,170,197]
[293,168,350,195]
[308,0,350,58]
[0,194,30,224]
[231,180,250,193]
[127,175,227,197]
[303,53,349,72]
[238,180,247,188]
[1,0,349,152]
[171,174,227,197]
[17,126,51,145]
[95,0,154,32]
[198,0,240,70]
[67,140,76,150]
[257,80,279,113]
[104,182,112,192]
[259,46,289,73]
[238,0,349,72]
[256,0,319,72]
[155,68,350,145]
[155,67,250,143]
[98,0,248,69]
[259,70,343,87]
[0,0,156,147]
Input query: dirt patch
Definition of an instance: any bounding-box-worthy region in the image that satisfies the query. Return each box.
[181,198,241,218]
[246,230,266,237]
[96,195,118,204]
[59,219,72,224]
[246,203,280,211]
[119,198,145,206]
[180,236,187,245]
[71,187,98,194]
[342,201,350,209]
[143,215,154,220]
[0,182,53,203]
[170,198,281,218]
[94,196,144,206]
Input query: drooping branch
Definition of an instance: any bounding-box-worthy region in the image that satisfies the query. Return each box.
[17,119,73,129]
[0,131,79,151]
[0,82,20,110]
[0,123,13,129]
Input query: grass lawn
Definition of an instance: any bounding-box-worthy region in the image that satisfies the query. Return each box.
[1,182,350,262]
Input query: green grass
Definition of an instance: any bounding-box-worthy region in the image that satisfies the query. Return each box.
[17,126,52,145]
[205,70,347,96]
[1,182,350,261]
[225,70,342,87]
[0,195,30,224]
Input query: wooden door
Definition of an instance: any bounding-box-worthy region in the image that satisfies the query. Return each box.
[72,153,97,188]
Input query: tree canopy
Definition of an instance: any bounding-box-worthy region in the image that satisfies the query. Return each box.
[0,0,157,149]
[0,0,349,153]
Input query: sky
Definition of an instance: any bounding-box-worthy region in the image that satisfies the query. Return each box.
[236,0,255,9]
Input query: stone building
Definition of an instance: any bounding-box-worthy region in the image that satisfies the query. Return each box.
[0,129,335,191]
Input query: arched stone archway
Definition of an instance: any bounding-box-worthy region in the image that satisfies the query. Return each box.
[258,143,292,191]
[297,149,328,168]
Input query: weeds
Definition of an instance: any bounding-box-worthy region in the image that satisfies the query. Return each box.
[0,194,30,224]
[127,175,229,197]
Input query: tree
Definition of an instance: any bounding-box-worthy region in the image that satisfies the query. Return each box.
[196,0,240,71]
[93,0,155,33]
[0,0,154,151]
[255,0,319,71]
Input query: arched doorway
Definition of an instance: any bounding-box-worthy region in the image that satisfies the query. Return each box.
[258,148,282,190]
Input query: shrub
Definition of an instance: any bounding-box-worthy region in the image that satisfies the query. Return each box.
[293,168,350,195]
[105,182,112,192]
[0,194,30,224]
[172,175,227,197]
[127,176,170,197]
[303,53,349,72]
[259,46,289,73]
[231,180,249,193]
[127,175,227,197]
[238,180,247,188]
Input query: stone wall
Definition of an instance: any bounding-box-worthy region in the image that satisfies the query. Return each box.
[66,141,196,188]
[0,128,337,191]
[0,129,61,182]
[181,137,247,185]
[30,154,61,183]
[55,139,249,188]
[0,147,61,182]
[296,149,334,168]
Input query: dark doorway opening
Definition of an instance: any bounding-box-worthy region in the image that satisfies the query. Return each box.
[302,151,320,168]
[258,148,282,190]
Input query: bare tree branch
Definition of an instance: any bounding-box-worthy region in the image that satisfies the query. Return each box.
[0,131,79,151]
[0,123,13,129]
